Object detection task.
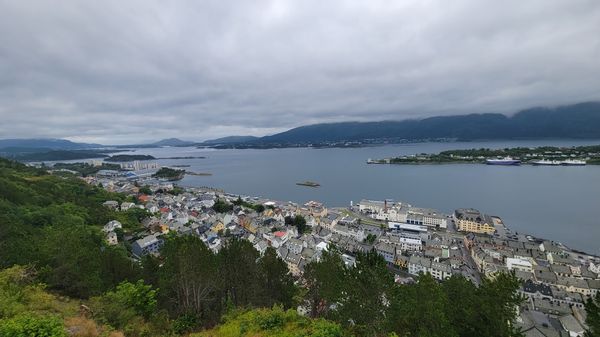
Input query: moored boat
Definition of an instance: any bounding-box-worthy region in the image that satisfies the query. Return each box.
[561,159,586,166]
[485,157,521,165]
[531,159,562,166]
[296,181,320,187]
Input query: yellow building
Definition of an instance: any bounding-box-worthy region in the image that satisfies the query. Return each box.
[211,221,225,233]
[239,217,257,234]
[454,208,495,235]
[395,255,409,269]
[159,224,170,234]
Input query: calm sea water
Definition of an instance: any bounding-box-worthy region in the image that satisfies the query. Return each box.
[122,140,600,254]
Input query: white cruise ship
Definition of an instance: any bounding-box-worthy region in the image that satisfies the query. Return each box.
[531,159,562,166]
[561,159,586,166]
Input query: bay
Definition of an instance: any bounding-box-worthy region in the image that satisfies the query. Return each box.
[121,139,600,254]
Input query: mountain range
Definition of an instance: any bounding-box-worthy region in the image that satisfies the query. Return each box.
[2,102,600,155]
[253,102,600,145]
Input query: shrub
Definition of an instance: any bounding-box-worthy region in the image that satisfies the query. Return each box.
[0,313,67,337]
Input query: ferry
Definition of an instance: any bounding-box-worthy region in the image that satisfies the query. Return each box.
[366,158,385,164]
[531,159,562,166]
[485,157,521,165]
[561,159,586,166]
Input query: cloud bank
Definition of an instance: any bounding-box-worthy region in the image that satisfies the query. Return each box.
[0,0,599,144]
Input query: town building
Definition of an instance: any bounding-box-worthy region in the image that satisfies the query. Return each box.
[454,208,495,234]
[506,257,534,272]
[106,231,118,245]
[132,234,163,257]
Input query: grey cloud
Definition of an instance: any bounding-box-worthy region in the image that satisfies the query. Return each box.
[0,0,599,144]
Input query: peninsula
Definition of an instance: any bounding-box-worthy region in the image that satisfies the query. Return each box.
[368,145,600,166]
[152,167,185,180]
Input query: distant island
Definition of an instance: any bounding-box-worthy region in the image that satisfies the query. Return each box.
[151,138,197,147]
[105,154,156,162]
[368,145,600,166]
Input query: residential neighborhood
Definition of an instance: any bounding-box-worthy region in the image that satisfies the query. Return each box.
[87,171,599,337]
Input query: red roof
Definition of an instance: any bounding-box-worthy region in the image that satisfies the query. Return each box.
[160,207,170,213]
[138,195,150,202]
[274,231,286,237]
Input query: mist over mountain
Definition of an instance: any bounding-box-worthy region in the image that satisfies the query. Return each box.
[202,136,259,145]
[253,102,600,145]
[2,103,600,153]
[0,138,102,150]
[152,138,196,147]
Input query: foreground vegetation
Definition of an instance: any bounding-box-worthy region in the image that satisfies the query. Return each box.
[191,307,343,337]
[1,157,598,336]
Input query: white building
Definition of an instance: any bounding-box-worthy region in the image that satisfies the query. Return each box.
[388,222,428,232]
[408,256,431,276]
[132,234,163,257]
[506,257,533,272]
[358,199,387,214]
[430,261,452,281]
[287,238,304,255]
[103,220,123,233]
[119,161,160,171]
[331,223,365,242]
[398,237,423,252]
[359,200,448,229]
[120,202,136,211]
[405,207,448,229]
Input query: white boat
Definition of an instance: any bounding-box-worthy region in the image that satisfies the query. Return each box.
[485,157,521,165]
[531,159,562,166]
[561,159,586,166]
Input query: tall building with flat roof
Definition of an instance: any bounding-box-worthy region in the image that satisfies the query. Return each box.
[454,208,495,234]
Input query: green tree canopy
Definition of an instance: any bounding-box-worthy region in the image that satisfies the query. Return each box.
[585,292,600,337]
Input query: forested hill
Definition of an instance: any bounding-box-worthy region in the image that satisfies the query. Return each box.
[256,102,600,144]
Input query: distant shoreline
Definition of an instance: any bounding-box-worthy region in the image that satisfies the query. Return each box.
[368,144,600,166]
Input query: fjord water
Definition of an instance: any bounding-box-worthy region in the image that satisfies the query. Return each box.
[128,140,600,254]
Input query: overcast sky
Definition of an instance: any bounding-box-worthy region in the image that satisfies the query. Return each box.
[1,1,599,144]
